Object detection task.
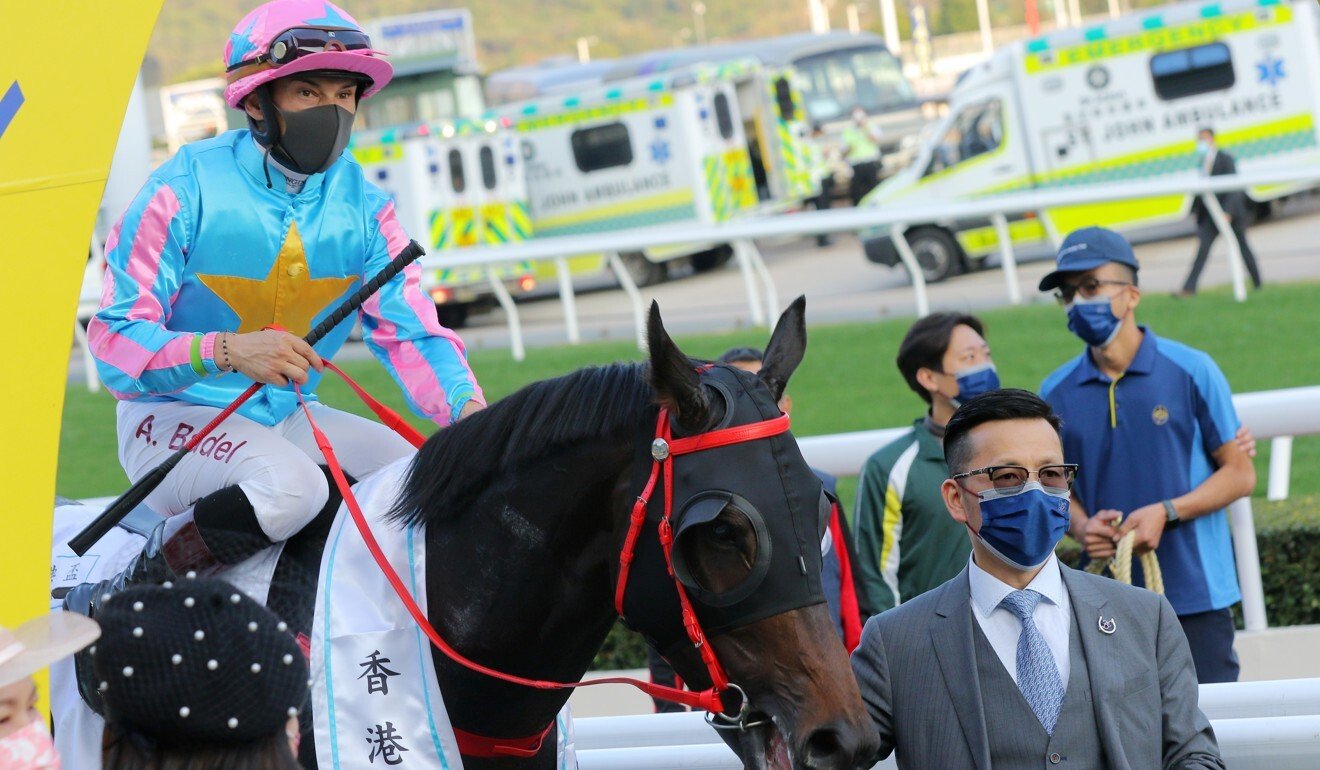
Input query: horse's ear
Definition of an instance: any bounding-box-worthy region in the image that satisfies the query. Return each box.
[648,301,710,430]
[759,295,807,403]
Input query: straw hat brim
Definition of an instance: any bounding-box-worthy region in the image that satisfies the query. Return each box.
[0,612,100,688]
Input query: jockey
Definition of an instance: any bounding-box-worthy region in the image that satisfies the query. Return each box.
[66,0,484,620]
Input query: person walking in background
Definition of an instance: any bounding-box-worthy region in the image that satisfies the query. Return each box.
[1178,127,1262,296]
[0,613,99,769]
[855,313,997,617]
[1039,227,1256,683]
[851,389,1225,769]
[92,578,309,769]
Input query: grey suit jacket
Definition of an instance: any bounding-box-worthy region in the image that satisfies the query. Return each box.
[850,564,1224,769]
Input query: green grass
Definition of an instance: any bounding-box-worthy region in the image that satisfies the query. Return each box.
[57,282,1320,516]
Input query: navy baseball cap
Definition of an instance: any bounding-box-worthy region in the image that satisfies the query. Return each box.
[1038,226,1140,291]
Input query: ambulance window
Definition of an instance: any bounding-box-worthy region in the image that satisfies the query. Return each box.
[1150,43,1234,100]
[571,123,634,172]
[924,99,1003,176]
[479,145,498,190]
[774,77,796,121]
[713,92,736,139]
[448,149,466,193]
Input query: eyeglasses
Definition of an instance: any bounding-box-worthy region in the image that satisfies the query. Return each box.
[1054,279,1132,305]
[951,464,1079,492]
[227,27,373,73]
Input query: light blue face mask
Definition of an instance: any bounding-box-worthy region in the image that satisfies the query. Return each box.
[1066,295,1122,348]
[970,481,1071,571]
[951,362,1000,408]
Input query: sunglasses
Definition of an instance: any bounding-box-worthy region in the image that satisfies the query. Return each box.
[228,27,373,73]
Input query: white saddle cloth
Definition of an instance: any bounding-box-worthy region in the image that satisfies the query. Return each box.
[48,466,578,770]
[312,457,576,769]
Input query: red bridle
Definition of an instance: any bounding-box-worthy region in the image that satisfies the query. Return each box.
[293,366,791,758]
[614,409,793,701]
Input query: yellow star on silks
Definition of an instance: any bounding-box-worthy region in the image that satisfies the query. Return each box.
[197,222,357,335]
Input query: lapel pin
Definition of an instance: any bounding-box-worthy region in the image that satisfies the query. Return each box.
[1098,616,1117,635]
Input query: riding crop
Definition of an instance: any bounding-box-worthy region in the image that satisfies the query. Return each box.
[67,240,427,556]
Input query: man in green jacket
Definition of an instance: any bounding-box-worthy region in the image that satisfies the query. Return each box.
[855,313,998,615]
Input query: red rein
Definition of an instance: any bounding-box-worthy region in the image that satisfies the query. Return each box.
[293,367,790,757]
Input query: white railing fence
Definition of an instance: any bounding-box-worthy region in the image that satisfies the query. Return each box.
[575,710,1320,769]
[71,166,1318,390]
[799,385,1320,633]
[400,165,1319,361]
[573,679,1320,753]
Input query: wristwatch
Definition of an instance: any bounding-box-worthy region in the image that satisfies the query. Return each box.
[1162,499,1181,530]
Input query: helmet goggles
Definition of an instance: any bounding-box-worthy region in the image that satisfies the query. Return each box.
[226,26,376,81]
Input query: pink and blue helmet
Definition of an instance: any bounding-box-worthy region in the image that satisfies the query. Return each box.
[223,0,393,109]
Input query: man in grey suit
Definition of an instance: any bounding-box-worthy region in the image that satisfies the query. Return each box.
[851,388,1223,769]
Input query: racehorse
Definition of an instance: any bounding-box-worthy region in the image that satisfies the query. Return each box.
[69,298,879,770]
[386,298,877,769]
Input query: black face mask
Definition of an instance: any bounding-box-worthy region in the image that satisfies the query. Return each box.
[622,365,827,653]
[268,102,355,175]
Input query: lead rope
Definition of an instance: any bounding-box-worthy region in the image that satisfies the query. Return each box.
[1084,515,1164,594]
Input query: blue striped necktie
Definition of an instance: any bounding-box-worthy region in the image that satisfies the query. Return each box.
[999,588,1065,735]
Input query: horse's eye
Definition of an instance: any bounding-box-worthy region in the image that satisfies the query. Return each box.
[711,521,736,543]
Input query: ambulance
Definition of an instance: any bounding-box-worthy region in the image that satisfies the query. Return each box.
[860,0,1320,283]
[491,57,815,285]
[351,120,536,328]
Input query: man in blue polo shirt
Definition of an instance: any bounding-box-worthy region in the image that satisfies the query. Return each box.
[1038,227,1256,683]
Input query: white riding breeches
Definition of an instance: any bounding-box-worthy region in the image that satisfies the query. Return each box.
[116,399,417,541]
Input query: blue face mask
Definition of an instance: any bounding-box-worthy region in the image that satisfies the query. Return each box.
[970,482,1071,571]
[1066,295,1122,347]
[952,362,1000,407]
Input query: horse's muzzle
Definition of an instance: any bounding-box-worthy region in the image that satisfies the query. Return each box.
[798,718,880,770]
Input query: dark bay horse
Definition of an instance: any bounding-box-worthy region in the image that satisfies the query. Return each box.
[374,298,877,769]
[67,298,877,769]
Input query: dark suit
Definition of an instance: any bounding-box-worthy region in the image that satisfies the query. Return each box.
[850,564,1224,769]
[1184,150,1262,293]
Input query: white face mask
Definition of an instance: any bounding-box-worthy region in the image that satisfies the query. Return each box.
[0,719,60,770]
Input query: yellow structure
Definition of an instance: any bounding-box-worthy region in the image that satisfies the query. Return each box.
[0,2,163,705]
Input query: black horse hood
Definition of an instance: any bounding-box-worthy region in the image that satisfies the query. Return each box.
[622,363,826,652]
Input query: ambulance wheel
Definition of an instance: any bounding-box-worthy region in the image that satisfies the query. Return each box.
[435,303,470,329]
[691,245,734,273]
[621,252,668,287]
[907,228,963,284]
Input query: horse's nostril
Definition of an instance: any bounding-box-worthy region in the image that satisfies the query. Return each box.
[803,725,849,768]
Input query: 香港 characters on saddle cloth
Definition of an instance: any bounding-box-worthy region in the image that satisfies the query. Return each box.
[65,0,484,650]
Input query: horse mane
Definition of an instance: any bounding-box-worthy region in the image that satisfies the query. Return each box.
[390,361,653,528]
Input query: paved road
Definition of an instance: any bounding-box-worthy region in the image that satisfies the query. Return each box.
[450,195,1320,356]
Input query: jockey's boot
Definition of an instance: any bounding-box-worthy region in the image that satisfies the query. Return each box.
[63,484,271,712]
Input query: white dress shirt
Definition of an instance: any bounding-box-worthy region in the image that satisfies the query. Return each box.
[968,553,1071,686]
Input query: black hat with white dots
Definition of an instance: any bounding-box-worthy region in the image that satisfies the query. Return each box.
[90,577,309,746]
